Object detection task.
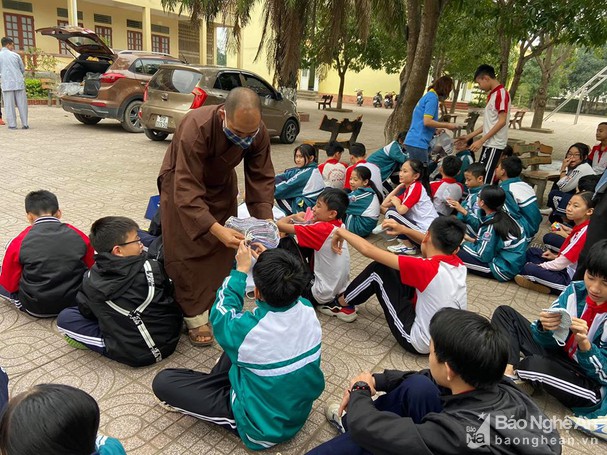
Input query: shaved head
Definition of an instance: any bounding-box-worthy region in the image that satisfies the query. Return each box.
[224,87,262,120]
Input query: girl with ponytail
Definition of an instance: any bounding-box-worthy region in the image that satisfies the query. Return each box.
[457,185,528,282]
[345,166,383,237]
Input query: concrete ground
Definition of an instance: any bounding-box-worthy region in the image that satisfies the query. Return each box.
[0,101,604,454]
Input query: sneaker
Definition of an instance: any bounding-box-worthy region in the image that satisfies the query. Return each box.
[63,335,89,350]
[158,400,182,413]
[567,416,607,441]
[539,208,552,216]
[387,244,418,255]
[325,402,346,434]
[371,224,384,235]
[514,275,551,294]
[317,304,358,322]
[0,118,5,125]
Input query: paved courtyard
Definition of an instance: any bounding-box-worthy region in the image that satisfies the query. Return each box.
[0,101,604,454]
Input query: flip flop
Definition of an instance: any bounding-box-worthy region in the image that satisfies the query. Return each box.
[188,323,214,347]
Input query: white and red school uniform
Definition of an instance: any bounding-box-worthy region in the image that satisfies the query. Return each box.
[385,181,438,232]
[483,85,511,150]
[589,143,607,175]
[430,177,464,216]
[294,220,350,304]
[319,159,348,189]
[542,220,590,279]
[344,159,382,192]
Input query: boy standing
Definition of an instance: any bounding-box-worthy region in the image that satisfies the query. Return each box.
[344,143,382,192]
[0,190,94,317]
[589,122,607,174]
[277,188,351,316]
[495,156,542,238]
[448,162,487,237]
[429,155,464,216]
[57,216,182,367]
[307,309,561,455]
[318,141,348,189]
[328,217,467,354]
[153,246,324,450]
[492,239,607,421]
[459,64,510,184]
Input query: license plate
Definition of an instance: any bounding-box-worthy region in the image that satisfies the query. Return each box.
[155,115,169,129]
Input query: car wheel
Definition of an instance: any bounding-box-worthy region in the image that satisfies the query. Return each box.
[73,113,101,125]
[121,100,144,133]
[144,128,169,141]
[280,118,299,144]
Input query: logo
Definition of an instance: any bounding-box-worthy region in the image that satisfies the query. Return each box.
[466,413,490,449]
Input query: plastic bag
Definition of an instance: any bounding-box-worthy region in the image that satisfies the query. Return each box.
[225,217,280,249]
[429,131,453,155]
[57,82,82,96]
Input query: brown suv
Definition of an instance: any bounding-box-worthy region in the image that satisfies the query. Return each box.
[37,26,180,132]
[139,64,300,143]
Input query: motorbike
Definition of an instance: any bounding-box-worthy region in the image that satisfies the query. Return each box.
[373,92,382,108]
[384,92,395,109]
[355,89,364,106]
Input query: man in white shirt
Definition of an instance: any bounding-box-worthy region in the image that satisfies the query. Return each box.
[0,37,28,129]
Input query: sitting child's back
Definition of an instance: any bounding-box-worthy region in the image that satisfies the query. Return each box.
[0,190,94,317]
[430,155,464,216]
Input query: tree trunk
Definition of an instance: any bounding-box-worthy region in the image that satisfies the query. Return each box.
[336,68,346,109]
[384,0,447,141]
[497,24,511,85]
[509,41,531,102]
[450,80,463,114]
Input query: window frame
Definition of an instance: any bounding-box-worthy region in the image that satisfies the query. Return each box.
[151,34,170,55]
[127,30,143,51]
[3,12,35,51]
[94,25,113,48]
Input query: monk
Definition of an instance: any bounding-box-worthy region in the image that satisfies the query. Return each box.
[158,87,275,346]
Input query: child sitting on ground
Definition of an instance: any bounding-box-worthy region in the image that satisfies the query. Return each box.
[447,162,486,238]
[496,156,542,239]
[307,308,561,455]
[589,122,607,174]
[0,383,126,455]
[454,137,475,186]
[57,216,182,367]
[153,246,324,451]
[515,191,594,295]
[379,159,438,256]
[275,144,325,215]
[366,131,409,193]
[328,217,467,354]
[344,143,382,192]
[429,155,464,216]
[345,167,383,238]
[492,239,607,421]
[277,188,351,311]
[318,140,348,189]
[457,185,527,282]
[0,190,94,317]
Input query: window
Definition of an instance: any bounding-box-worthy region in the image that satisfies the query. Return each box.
[149,69,201,93]
[152,35,169,54]
[95,25,112,47]
[213,72,242,91]
[57,20,83,54]
[132,58,165,76]
[3,13,34,50]
[242,74,274,98]
[127,30,142,51]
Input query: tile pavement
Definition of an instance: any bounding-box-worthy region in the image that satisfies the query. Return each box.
[0,101,605,454]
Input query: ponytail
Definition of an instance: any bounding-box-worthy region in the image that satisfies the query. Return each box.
[479,186,521,240]
[352,166,383,203]
[407,159,433,200]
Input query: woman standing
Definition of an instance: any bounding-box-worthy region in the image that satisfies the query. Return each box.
[404,76,458,164]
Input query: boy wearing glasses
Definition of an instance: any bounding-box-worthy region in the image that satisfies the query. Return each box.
[57,216,183,367]
[0,190,94,317]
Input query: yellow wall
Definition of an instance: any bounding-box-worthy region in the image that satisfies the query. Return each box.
[239,3,274,82]
[318,66,401,98]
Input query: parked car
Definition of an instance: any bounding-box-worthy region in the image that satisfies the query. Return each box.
[139,64,300,143]
[36,25,180,132]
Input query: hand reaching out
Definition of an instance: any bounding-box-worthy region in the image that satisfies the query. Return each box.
[235,241,252,273]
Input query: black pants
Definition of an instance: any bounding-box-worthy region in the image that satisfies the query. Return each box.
[344,261,419,353]
[574,192,607,280]
[479,146,503,184]
[491,305,602,409]
[152,352,237,431]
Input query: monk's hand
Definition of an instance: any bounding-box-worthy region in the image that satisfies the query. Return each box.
[211,223,245,249]
[236,241,252,274]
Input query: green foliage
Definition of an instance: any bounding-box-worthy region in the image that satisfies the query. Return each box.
[25,78,48,99]
[566,46,607,98]
[515,49,573,107]
[23,47,58,75]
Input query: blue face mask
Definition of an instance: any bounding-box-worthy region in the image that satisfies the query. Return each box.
[223,119,259,149]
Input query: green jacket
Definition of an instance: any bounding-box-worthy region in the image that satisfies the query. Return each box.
[210,270,325,450]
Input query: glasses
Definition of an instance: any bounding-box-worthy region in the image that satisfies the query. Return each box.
[566,153,581,158]
[117,238,142,247]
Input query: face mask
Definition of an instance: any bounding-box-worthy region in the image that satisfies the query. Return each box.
[223,119,259,149]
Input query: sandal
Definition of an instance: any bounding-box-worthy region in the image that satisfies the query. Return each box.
[188,323,214,347]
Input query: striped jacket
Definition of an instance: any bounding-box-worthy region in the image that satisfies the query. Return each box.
[456,185,485,237]
[500,177,542,239]
[274,163,325,214]
[531,280,607,417]
[345,187,381,237]
[209,270,324,450]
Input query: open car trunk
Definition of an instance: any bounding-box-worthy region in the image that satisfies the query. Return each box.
[61,54,112,83]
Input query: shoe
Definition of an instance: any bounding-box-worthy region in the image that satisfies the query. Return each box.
[158,400,182,413]
[317,304,358,322]
[245,290,255,300]
[63,335,89,350]
[0,118,5,125]
[387,244,418,255]
[325,402,346,434]
[8,126,16,130]
[567,416,607,441]
[539,208,552,216]
[22,125,29,129]
[371,224,384,235]
[514,275,551,294]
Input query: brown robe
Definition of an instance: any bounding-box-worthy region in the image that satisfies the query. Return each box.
[157,104,275,317]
